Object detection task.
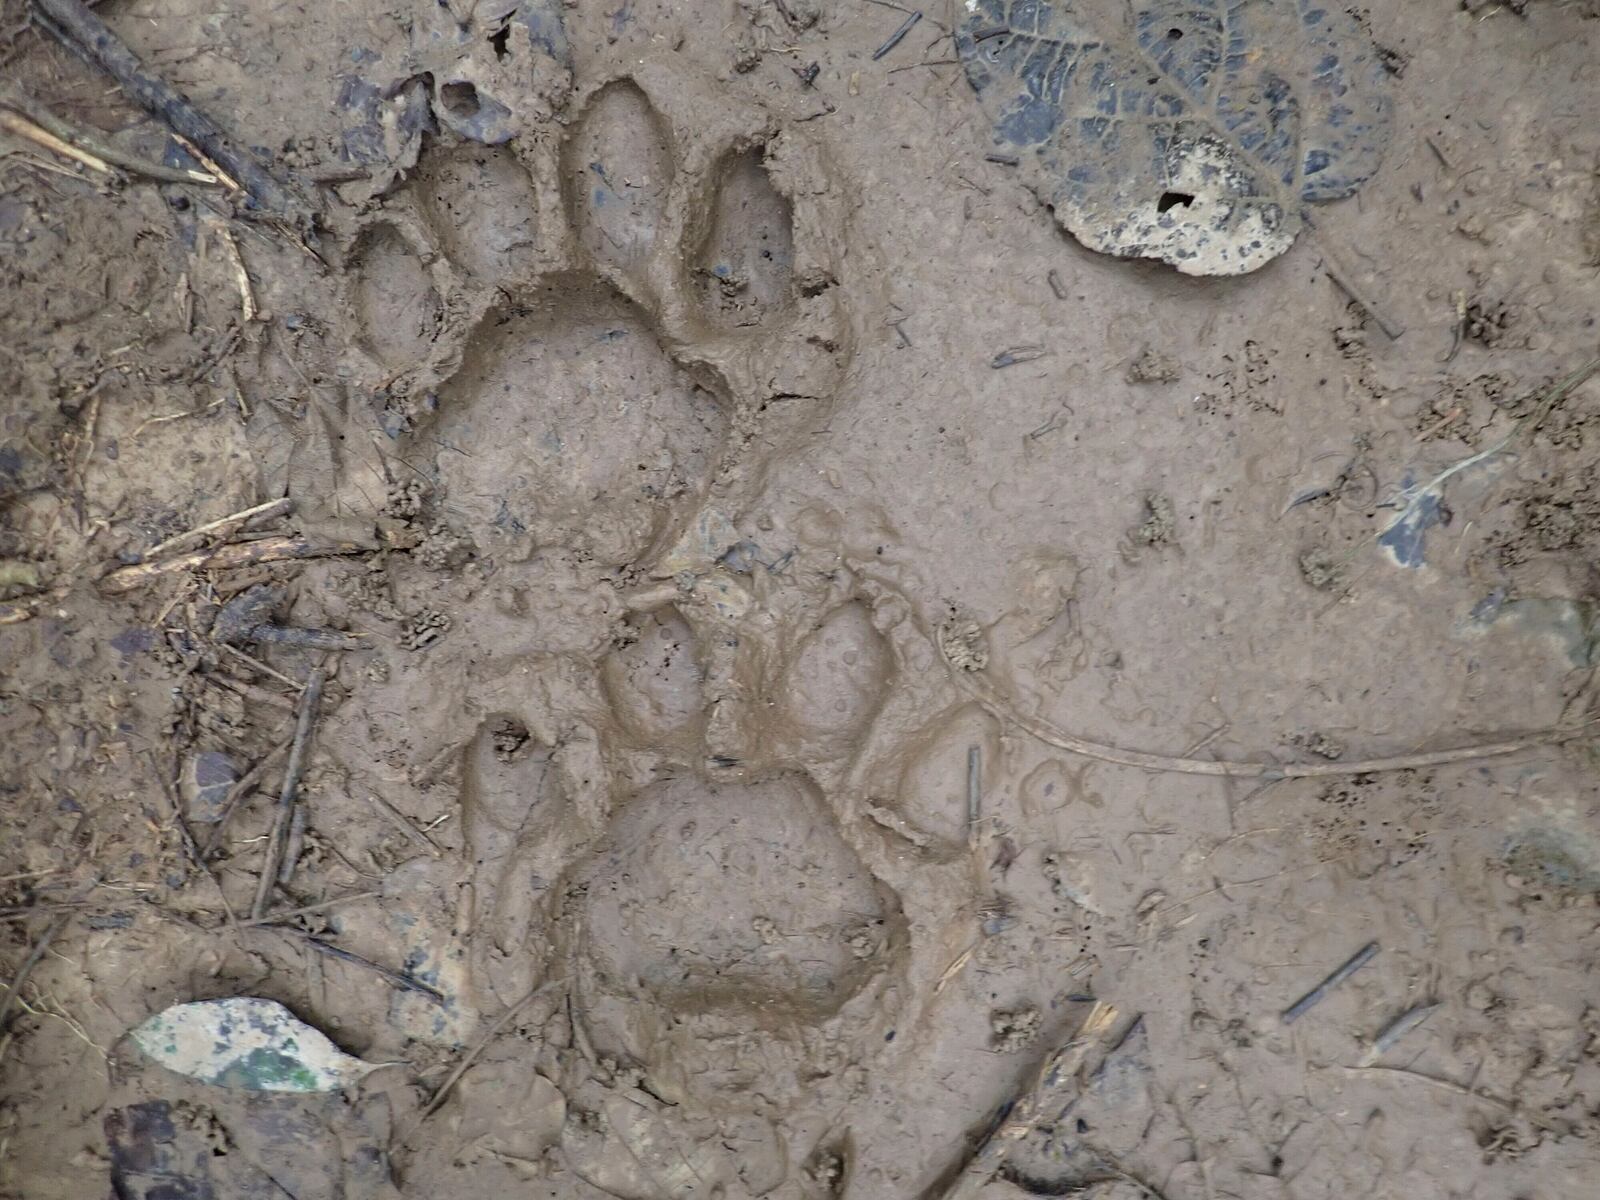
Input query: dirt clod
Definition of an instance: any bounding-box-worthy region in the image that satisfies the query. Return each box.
[989,1004,1042,1053]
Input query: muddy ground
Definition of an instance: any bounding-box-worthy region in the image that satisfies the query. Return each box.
[2,0,1600,1197]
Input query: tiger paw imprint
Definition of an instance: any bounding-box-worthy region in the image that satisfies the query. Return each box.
[345,67,854,568]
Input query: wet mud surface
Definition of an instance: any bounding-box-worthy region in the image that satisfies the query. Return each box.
[3,1,1600,1197]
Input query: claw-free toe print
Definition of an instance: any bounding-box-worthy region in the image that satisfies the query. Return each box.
[564,80,677,279]
[693,146,795,331]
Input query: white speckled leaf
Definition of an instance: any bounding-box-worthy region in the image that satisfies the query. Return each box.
[130,998,376,1092]
[955,0,1393,275]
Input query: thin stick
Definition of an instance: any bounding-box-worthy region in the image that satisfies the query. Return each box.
[257,926,444,1005]
[130,397,225,439]
[147,750,240,929]
[966,744,982,850]
[139,497,289,561]
[206,672,297,712]
[872,10,922,60]
[201,734,293,857]
[417,980,563,1124]
[0,85,215,183]
[0,107,114,174]
[1303,216,1405,340]
[170,132,239,191]
[0,914,70,1035]
[940,1001,1121,1199]
[211,220,256,323]
[238,889,379,929]
[1341,1065,1560,1133]
[0,586,68,626]
[364,793,444,858]
[248,625,369,651]
[276,805,307,886]
[31,0,313,226]
[943,644,1590,779]
[1363,1001,1439,1063]
[1281,941,1379,1024]
[99,535,361,594]
[251,668,324,919]
[214,643,306,692]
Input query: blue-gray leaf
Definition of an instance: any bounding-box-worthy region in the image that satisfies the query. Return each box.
[955,0,1393,275]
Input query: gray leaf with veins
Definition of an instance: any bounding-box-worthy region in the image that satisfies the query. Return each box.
[955,0,1393,275]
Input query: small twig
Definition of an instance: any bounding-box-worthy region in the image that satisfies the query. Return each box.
[0,85,215,183]
[966,744,982,850]
[170,132,239,192]
[259,926,444,1004]
[210,219,256,323]
[1282,941,1379,1024]
[275,805,307,887]
[942,645,1590,778]
[364,793,444,858]
[1416,406,1463,440]
[139,497,289,562]
[214,643,307,692]
[940,1002,1121,1199]
[0,586,69,626]
[871,10,922,60]
[99,534,363,594]
[0,913,71,1036]
[1304,215,1405,340]
[934,941,977,994]
[238,889,380,929]
[415,980,564,1124]
[201,734,292,857]
[1363,1001,1439,1063]
[248,625,369,651]
[251,667,325,919]
[130,396,225,438]
[206,672,297,713]
[146,750,239,929]
[1341,1065,1560,1133]
[0,107,115,175]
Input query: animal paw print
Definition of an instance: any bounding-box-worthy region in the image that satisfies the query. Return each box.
[424,547,1053,1198]
[345,66,853,568]
[454,575,913,1197]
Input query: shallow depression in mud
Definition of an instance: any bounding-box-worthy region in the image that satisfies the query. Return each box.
[411,142,541,280]
[573,772,893,1020]
[350,224,441,365]
[563,80,675,276]
[426,276,726,563]
[694,146,795,330]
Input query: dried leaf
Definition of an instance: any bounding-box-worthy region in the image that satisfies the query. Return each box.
[956,0,1393,275]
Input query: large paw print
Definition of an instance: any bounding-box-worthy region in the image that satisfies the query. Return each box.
[462,578,916,1198]
[345,64,853,569]
[412,543,1061,1199]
